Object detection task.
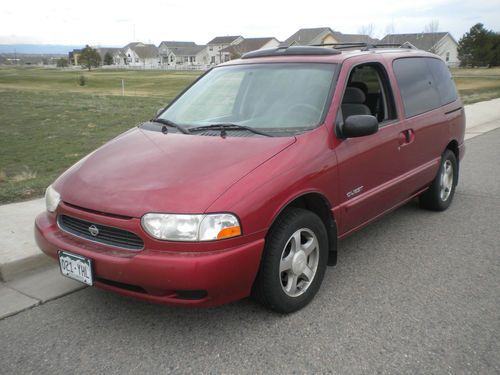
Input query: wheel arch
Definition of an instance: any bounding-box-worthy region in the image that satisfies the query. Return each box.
[268,192,338,266]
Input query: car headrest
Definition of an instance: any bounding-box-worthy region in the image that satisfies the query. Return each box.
[349,81,369,94]
[342,87,366,104]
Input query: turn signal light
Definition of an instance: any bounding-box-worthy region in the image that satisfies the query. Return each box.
[217,226,241,239]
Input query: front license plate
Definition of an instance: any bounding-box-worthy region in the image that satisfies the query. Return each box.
[58,251,93,286]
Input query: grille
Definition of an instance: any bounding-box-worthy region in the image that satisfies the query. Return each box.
[58,215,144,250]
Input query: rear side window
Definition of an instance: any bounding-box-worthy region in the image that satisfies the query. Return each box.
[427,58,458,106]
[393,57,457,118]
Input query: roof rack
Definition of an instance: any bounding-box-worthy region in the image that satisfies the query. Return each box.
[310,42,418,51]
[240,43,418,60]
[241,46,341,59]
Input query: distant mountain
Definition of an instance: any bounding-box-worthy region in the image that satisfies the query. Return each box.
[0,44,85,54]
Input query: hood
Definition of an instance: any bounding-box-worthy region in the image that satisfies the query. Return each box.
[55,128,295,217]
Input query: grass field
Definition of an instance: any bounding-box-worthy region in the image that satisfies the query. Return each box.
[0,65,499,204]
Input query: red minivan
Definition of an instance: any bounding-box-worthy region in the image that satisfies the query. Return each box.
[35,45,465,313]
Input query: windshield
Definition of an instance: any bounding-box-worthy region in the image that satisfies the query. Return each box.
[158,63,337,134]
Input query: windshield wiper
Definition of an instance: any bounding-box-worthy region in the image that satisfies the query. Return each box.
[149,118,190,134]
[188,123,273,137]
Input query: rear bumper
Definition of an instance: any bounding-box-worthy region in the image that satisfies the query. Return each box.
[35,211,264,307]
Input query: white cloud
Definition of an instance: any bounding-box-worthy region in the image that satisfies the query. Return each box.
[1,0,499,45]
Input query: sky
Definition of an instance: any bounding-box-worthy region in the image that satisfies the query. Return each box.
[1,0,499,46]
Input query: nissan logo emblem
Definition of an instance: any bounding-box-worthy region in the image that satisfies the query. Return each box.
[88,225,99,237]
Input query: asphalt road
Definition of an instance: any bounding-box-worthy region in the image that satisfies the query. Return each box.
[1,130,499,374]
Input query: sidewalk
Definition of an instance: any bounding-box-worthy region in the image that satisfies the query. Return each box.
[1,97,500,319]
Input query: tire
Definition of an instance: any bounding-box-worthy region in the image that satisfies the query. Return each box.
[252,207,328,313]
[419,149,458,211]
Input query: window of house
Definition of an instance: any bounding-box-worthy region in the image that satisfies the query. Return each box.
[446,52,450,62]
[209,46,213,51]
[170,55,174,62]
[135,58,139,63]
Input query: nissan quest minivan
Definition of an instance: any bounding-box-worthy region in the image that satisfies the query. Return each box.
[35,45,465,313]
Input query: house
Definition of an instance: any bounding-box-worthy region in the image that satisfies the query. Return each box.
[95,47,122,65]
[121,42,159,67]
[282,27,337,46]
[206,35,244,64]
[282,27,379,46]
[331,31,379,44]
[158,41,207,66]
[68,49,82,65]
[381,33,459,66]
[221,37,280,59]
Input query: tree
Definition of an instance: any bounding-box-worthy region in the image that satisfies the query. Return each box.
[423,20,440,53]
[79,45,101,71]
[56,58,68,68]
[424,20,439,34]
[103,51,114,65]
[458,23,500,67]
[358,24,375,37]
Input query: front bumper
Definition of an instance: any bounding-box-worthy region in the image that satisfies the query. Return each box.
[35,208,265,307]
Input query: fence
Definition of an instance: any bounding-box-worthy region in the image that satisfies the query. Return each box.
[100,64,210,71]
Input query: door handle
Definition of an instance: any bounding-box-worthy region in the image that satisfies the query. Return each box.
[398,129,414,147]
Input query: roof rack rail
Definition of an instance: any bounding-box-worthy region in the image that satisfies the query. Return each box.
[310,42,418,51]
[241,46,341,59]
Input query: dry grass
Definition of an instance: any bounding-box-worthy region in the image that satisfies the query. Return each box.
[10,166,38,182]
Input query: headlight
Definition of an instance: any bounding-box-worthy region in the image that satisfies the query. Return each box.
[45,185,61,213]
[141,213,241,241]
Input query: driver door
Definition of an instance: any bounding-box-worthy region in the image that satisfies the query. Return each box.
[335,60,407,235]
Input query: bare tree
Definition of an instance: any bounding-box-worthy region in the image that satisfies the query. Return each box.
[424,20,439,34]
[424,20,441,53]
[385,21,396,43]
[358,24,375,37]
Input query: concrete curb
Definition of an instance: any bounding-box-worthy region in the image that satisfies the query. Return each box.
[0,253,54,282]
[0,98,499,284]
[0,265,86,319]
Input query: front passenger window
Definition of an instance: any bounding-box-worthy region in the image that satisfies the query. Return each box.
[341,64,397,125]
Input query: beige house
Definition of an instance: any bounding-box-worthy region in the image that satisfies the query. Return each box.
[158,41,207,66]
[282,27,378,46]
[206,36,244,64]
[221,37,280,59]
[381,33,459,67]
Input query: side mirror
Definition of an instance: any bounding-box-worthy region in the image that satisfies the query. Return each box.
[341,115,378,138]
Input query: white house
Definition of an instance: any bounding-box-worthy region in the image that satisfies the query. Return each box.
[120,42,160,67]
[158,41,207,66]
[95,47,122,65]
[206,35,244,64]
[381,33,459,67]
[221,37,280,59]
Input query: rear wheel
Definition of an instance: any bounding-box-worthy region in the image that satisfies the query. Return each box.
[252,207,328,313]
[419,149,458,211]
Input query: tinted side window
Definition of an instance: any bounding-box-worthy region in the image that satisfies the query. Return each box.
[427,58,458,105]
[393,58,440,118]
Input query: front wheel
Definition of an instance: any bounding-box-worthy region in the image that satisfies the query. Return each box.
[252,207,328,313]
[419,149,458,211]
